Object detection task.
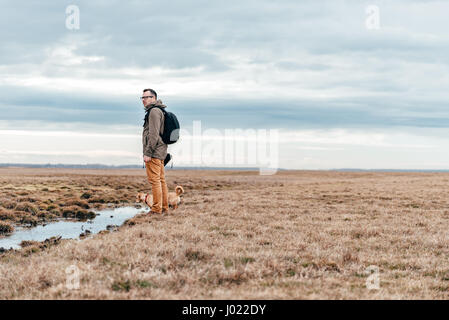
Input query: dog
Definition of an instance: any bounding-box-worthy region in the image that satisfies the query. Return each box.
[168,186,184,209]
[135,192,153,208]
[136,185,184,210]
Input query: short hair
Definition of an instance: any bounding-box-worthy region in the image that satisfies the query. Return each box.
[143,88,157,99]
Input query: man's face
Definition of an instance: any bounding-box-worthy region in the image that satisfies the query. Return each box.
[141,91,156,106]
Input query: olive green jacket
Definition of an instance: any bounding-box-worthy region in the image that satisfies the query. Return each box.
[142,100,168,160]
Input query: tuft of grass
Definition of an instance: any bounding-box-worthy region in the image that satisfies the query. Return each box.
[62,207,96,219]
[15,202,39,215]
[301,262,318,269]
[0,221,14,234]
[0,209,16,221]
[112,280,131,292]
[88,197,105,204]
[224,258,233,268]
[342,251,359,264]
[239,257,255,264]
[49,209,60,215]
[63,199,90,209]
[20,240,40,247]
[46,204,58,210]
[351,231,363,239]
[135,280,158,289]
[432,285,449,292]
[80,192,92,199]
[158,266,167,274]
[185,249,208,261]
[19,215,38,226]
[217,271,248,285]
[16,197,36,203]
[286,268,296,277]
[0,200,16,210]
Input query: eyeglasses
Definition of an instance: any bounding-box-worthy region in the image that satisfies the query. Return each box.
[140,95,154,100]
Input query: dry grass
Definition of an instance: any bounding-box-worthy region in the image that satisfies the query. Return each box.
[0,221,14,234]
[0,168,448,299]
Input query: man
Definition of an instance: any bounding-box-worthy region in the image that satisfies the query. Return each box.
[141,88,169,214]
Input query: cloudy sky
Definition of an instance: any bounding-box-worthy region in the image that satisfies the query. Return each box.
[1,0,449,169]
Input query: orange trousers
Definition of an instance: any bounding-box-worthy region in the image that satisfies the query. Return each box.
[145,158,168,213]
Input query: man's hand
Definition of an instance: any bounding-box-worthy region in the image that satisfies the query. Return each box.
[143,155,151,163]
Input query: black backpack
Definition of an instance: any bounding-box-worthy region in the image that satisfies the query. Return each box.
[144,106,180,144]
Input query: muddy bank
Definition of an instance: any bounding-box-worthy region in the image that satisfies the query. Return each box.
[0,206,144,250]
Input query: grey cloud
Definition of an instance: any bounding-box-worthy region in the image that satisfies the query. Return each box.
[274,61,331,71]
[1,80,449,129]
[1,0,449,131]
[2,0,449,69]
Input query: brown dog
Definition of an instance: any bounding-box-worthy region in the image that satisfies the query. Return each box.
[168,186,184,209]
[135,192,153,207]
[136,185,184,210]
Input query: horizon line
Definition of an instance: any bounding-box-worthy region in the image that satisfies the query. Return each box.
[1,163,449,172]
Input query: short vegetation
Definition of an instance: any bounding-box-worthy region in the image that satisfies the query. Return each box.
[0,168,448,299]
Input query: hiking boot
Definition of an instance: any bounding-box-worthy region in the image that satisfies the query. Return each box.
[147,210,162,215]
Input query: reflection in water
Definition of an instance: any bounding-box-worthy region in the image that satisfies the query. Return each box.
[0,206,144,250]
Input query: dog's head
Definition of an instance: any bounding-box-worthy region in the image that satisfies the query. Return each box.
[135,192,145,203]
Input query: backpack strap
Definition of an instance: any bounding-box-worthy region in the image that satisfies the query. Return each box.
[148,106,166,114]
[143,106,166,127]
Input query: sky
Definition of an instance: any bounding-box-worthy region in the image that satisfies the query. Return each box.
[1,0,449,169]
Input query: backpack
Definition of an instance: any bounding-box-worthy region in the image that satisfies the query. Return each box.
[144,106,180,144]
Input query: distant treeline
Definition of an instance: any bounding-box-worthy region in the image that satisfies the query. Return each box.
[0,163,140,169]
[0,163,447,172]
[0,163,262,170]
[334,168,449,172]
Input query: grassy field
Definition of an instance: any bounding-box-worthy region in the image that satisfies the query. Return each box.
[0,167,448,299]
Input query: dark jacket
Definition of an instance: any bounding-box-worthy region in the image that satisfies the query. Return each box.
[142,100,168,160]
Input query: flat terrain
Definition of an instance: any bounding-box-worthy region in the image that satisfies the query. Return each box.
[0,168,448,299]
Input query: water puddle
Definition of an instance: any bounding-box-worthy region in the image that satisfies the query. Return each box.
[0,206,144,250]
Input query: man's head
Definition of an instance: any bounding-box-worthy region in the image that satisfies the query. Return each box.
[141,88,157,106]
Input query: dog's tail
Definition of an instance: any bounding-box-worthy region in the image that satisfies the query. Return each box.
[175,185,184,196]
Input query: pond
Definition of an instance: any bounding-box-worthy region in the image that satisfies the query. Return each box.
[0,206,144,250]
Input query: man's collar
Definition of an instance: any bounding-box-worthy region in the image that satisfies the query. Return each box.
[144,99,165,111]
